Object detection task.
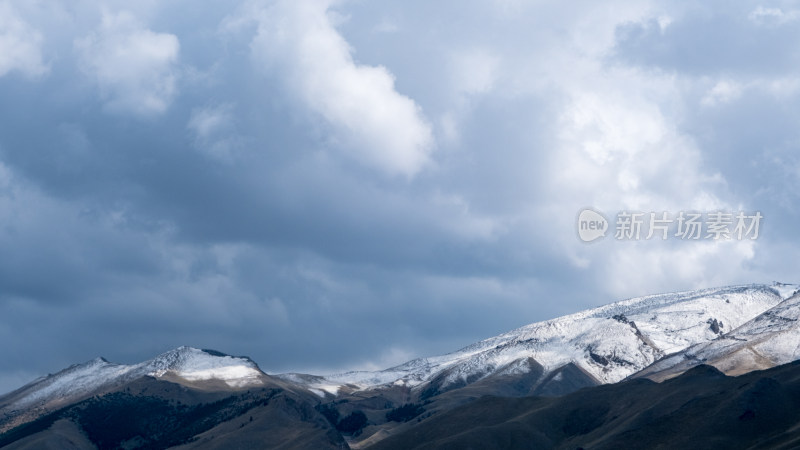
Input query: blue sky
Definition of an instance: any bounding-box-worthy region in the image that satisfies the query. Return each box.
[1,0,799,394]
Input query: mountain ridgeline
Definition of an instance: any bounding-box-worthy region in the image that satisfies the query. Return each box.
[1,282,799,449]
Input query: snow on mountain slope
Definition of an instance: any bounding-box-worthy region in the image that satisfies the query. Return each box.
[280,283,798,395]
[145,347,264,388]
[636,288,800,380]
[0,347,264,432]
[4,283,798,431]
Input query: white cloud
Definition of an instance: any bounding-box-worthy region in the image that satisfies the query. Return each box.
[438,112,460,145]
[74,10,179,116]
[553,70,761,298]
[701,80,743,106]
[187,104,240,162]
[373,19,399,34]
[527,17,758,299]
[553,78,717,210]
[761,77,800,97]
[0,1,48,78]
[430,192,503,240]
[749,6,800,26]
[656,15,673,33]
[604,240,757,299]
[702,77,800,107]
[238,0,434,177]
[437,48,501,145]
[450,49,500,96]
[188,105,232,140]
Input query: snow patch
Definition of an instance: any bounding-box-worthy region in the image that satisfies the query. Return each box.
[770,282,800,300]
[147,347,264,388]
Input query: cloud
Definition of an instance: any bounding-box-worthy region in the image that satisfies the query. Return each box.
[75,10,180,116]
[188,105,232,140]
[749,6,800,26]
[372,18,400,34]
[2,0,800,397]
[613,5,800,76]
[701,80,743,106]
[506,5,764,299]
[603,240,757,299]
[0,1,48,78]
[237,0,434,177]
[187,104,241,162]
[437,48,501,144]
[548,70,745,297]
[701,77,800,107]
[450,49,500,96]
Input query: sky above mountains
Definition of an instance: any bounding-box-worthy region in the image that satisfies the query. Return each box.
[2,0,800,394]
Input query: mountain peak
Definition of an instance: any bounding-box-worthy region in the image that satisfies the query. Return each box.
[145,346,264,388]
[0,346,266,433]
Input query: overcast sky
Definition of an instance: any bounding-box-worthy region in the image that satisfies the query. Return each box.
[1,0,799,395]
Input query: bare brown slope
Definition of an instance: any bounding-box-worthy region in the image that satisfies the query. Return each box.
[370,361,800,450]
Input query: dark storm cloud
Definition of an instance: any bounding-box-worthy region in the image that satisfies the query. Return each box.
[1,0,797,394]
[0,0,567,391]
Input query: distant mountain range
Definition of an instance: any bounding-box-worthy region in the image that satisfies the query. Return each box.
[2,282,799,449]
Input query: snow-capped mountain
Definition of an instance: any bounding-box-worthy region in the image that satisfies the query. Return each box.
[4,282,800,443]
[636,288,800,381]
[0,347,265,433]
[280,283,800,396]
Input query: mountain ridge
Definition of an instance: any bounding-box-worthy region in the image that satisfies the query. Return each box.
[4,282,800,448]
[278,282,799,398]
[0,346,270,434]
